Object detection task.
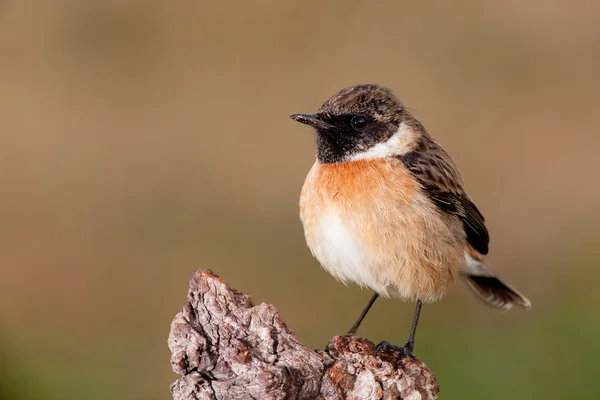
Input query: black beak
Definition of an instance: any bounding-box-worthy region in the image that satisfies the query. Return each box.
[290,113,334,130]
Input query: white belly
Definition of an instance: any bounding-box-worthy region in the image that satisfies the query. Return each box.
[306,207,391,295]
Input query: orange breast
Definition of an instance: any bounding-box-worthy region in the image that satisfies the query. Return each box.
[299,159,464,302]
[304,159,419,206]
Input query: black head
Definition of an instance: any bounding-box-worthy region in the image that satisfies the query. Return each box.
[291,84,409,164]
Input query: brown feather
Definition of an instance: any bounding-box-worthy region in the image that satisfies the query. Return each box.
[399,134,490,255]
[464,275,532,310]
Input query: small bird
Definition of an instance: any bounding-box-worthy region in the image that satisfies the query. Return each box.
[290,84,531,356]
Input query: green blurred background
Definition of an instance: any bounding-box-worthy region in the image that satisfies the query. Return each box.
[1,1,599,399]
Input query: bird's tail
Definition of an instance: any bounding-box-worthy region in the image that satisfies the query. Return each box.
[462,254,531,310]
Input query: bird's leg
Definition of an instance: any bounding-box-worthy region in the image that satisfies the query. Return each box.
[347,292,379,334]
[403,299,423,357]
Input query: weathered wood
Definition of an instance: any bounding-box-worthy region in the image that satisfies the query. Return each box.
[168,270,439,400]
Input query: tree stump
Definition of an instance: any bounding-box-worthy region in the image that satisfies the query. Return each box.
[168,270,439,400]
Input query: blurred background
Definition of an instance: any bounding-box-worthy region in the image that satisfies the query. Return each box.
[1,1,599,399]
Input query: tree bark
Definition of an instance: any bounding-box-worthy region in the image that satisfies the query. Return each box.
[168,269,439,400]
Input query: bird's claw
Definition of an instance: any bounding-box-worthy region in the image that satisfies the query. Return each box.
[374,340,415,358]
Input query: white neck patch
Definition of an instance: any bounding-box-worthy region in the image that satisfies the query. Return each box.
[347,122,415,161]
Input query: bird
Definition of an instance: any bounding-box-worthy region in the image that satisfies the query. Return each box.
[290,84,531,356]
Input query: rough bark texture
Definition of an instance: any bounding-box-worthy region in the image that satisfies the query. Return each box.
[169,270,439,400]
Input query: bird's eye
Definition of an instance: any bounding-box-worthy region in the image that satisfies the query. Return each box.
[350,116,367,130]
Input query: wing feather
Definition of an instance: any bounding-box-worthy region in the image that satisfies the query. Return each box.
[399,140,490,255]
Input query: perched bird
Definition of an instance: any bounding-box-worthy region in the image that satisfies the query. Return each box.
[290,84,531,356]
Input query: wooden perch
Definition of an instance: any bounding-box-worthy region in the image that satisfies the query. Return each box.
[168,270,439,400]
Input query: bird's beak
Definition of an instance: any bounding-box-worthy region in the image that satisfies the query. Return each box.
[290,113,334,130]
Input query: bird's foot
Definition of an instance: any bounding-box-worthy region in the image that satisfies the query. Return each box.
[402,339,415,358]
[375,340,402,354]
[374,340,415,358]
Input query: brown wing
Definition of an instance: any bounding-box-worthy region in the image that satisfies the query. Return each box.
[399,140,490,255]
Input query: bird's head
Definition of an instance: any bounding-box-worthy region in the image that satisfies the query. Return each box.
[291,84,424,164]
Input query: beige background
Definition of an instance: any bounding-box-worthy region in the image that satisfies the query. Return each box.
[1,1,599,399]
